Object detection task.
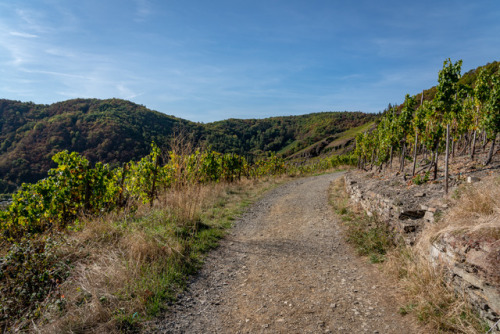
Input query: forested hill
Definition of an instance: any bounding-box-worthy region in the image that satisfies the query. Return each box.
[0,98,202,192]
[0,98,375,193]
[204,112,376,157]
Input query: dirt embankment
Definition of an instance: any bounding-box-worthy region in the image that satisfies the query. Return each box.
[149,173,421,334]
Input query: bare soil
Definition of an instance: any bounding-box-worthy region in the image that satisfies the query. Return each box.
[149,173,421,333]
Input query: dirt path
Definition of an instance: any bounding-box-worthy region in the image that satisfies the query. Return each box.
[150,173,420,333]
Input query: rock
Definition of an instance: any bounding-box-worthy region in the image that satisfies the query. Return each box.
[467,176,481,183]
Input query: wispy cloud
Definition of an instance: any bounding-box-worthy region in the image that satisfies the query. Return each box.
[15,8,51,34]
[0,3,151,104]
[0,31,36,66]
[19,68,89,80]
[9,31,38,38]
[117,83,142,100]
[134,0,152,22]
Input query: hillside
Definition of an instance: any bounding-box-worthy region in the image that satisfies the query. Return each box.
[0,98,376,193]
[203,111,376,158]
[0,98,201,193]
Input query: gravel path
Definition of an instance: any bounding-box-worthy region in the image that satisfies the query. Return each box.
[150,173,420,333]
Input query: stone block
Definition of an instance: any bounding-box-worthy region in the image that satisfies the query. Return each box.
[467,176,481,183]
[424,211,434,222]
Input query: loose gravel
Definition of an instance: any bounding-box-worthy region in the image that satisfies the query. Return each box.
[149,173,421,333]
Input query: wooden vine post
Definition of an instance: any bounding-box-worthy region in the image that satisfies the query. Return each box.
[412,91,424,176]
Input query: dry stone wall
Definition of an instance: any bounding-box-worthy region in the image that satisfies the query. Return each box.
[343,171,500,332]
[344,172,446,245]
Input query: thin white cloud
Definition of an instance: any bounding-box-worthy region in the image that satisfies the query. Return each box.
[19,68,89,80]
[9,31,38,38]
[0,36,34,66]
[339,73,364,81]
[117,84,141,100]
[44,48,76,58]
[15,8,51,34]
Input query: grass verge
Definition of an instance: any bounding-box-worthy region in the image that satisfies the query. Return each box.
[329,177,394,263]
[1,177,285,333]
[329,176,489,333]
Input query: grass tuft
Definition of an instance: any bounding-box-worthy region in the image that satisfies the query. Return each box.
[329,177,394,261]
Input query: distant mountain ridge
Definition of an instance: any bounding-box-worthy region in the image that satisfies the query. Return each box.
[0,98,375,193]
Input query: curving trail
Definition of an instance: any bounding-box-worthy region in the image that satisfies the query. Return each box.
[151,173,421,333]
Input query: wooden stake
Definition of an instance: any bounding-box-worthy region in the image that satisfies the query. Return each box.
[445,123,450,194]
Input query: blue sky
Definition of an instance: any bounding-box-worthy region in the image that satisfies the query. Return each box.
[0,1,499,122]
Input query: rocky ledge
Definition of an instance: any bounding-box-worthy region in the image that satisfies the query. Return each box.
[344,171,448,245]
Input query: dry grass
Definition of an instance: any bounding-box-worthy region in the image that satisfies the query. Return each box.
[384,177,500,333]
[33,177,282,333]
[431,176,500,238]
[385,247,486,333]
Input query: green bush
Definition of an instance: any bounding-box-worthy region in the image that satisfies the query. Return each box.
[413,172,430,185]
[0,236,70,328]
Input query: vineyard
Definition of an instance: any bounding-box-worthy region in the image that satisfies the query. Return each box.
[0,144,356,242]
[355,59,500,192]
[0,142,354,331]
